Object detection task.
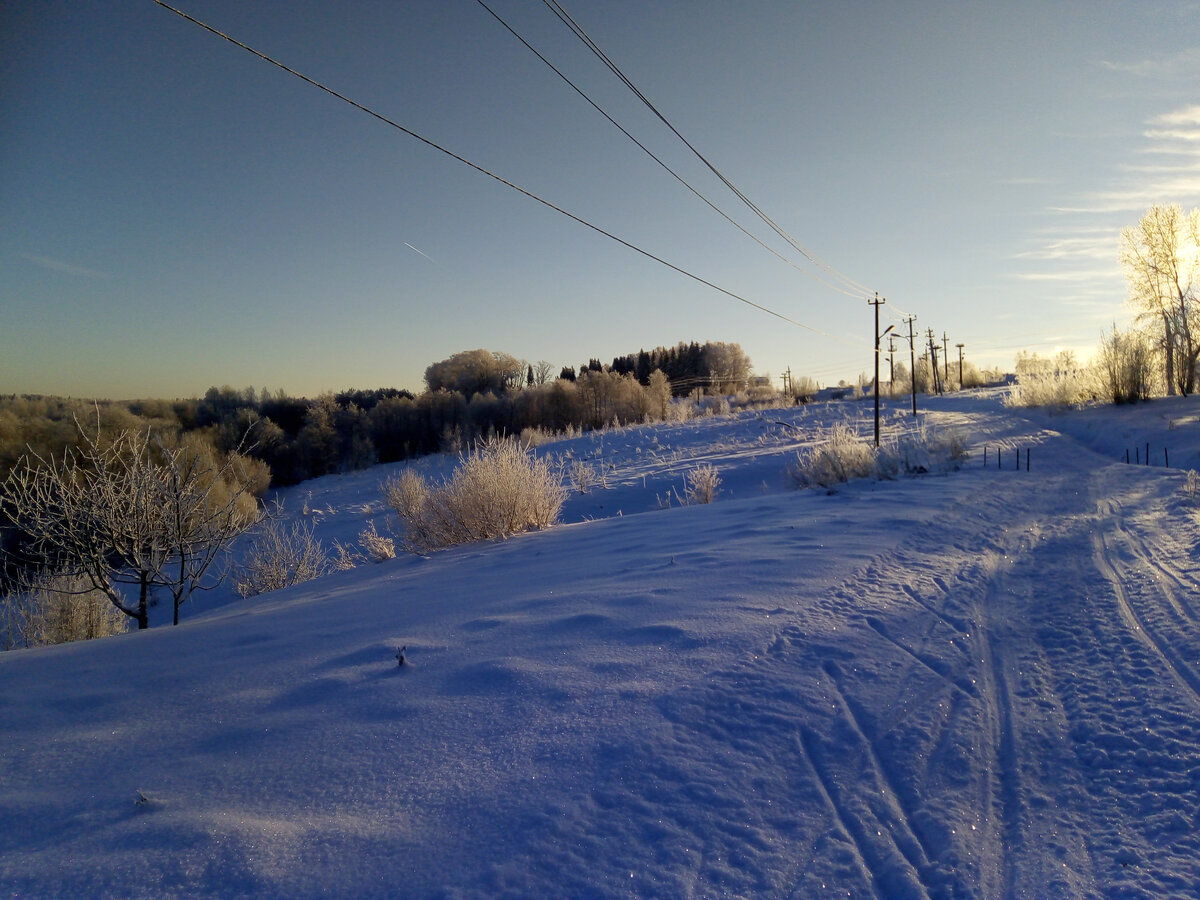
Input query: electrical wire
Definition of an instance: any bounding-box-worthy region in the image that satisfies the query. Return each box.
[474,0,863,300]
[151,0,865,348]
[542,0,877,301]
[475,0,875,302]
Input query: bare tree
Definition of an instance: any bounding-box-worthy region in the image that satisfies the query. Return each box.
[1,425,259,629]
[1121,204,1200,395]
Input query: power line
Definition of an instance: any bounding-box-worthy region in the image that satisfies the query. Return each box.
[542,0,876,301]
[474,0,863,301]
[150,0,860,346]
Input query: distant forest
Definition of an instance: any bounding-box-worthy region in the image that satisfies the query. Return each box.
[1,341,763,490]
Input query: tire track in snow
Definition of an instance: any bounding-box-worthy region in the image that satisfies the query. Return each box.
[1101,495,1200,624]
[974,608,1021,900]
[1092,528,1200,709]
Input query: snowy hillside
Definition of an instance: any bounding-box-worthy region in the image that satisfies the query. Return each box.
[5,390,1200,898]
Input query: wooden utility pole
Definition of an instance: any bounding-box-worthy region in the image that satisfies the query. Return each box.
[869,293,886,447]
[887,334,896,397]
[926,329,942,395]
[956,343,965,388]
[942,332,950,386]
[905,316,918,416]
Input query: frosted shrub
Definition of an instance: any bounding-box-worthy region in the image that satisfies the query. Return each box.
[382,469,431,524]
[791,423,967,488]
[1004,368,1098,408]
[569,459,597,494]
[683,464,721,504]
[1186,470,1199,503]
[2,572,127,649]
[331,540,361,571]
[234,518,331,598]
[791,423,878,488]
[359,522,396,562]
[895,425,969,474]
[385,436,567,553]
[1097,325,1154,404]
[519,426,557,449]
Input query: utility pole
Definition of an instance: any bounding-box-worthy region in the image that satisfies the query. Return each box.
[869,293,886,447]
[942,332,950,387]
[926,329,943,395]
[887,334,896,398]
[956,343,965,388]
[905,316,917,416]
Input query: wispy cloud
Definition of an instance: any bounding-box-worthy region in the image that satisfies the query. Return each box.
[1145,128,1200,143]
[20,252,111,279]
[1154,104,1200,127]
[1011,267,1120,283]
[1099,47,1200,78]
[1013,233,1117,262]
[1055,172,1200,215]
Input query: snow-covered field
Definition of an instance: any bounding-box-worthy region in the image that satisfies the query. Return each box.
[5,388,1200,898]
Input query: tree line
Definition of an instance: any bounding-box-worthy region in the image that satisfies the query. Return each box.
[0,341,757,491]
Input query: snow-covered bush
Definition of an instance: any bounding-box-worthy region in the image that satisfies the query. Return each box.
[894,424,969,474]
[384,436,566,553]
[358,522,395,562]
[569,459,597,494]
[518,425,557,448]
[791,422,968,488]
[683,464,721,504]
[2,572,127,649]
[1096,325,1154,404]
[234,517,331,598]
[1004,368,1098,408]
[791,423,878,487]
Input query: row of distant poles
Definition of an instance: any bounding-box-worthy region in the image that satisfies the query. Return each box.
[869,294,964,447]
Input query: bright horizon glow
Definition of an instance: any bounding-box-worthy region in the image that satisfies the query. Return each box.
[4,1,1200,399]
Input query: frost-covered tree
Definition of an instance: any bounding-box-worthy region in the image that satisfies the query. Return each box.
[1121,204,1200,395]
[1,425,260,629]
[424,349,525,398]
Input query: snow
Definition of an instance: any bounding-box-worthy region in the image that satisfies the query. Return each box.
[5,389,1200,898]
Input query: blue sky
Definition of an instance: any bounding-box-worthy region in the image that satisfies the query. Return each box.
[4,1,1200,399]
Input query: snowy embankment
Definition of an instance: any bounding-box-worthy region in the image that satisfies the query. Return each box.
[4,390,1200,898]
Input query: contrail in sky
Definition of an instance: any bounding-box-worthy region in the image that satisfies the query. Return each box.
[403,242,435,263]
[20,251,111,279]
